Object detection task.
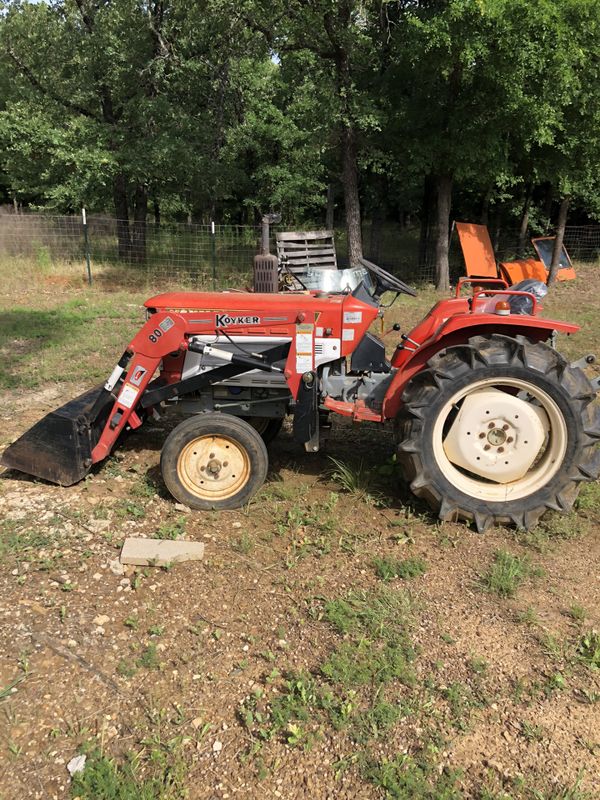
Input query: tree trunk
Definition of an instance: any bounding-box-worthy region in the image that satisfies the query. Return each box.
[112,173,131,260]
[153,196,161,230]
[326,182,335,230]
[547,196,570,286]
[517,183,533,256]
[542,183,553,223]
[418,173,436,273]
[434,173,453,292]
[131,184,148,264]
[341,125,363,266]
[480,187,492,225]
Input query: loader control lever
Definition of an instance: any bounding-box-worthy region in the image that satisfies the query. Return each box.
[187,340,283,373]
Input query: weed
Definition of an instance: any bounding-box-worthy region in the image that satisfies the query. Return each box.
[575,630,600,670]
[372,556,427,581]
[363,753,462,799]
[117,501,146,519]
[232,532,254,554]
[575,481,600,512]
[116,660,137,679]
[124,615,139,630]
[442,681,482,729]
[322,638,415,687]
[148,625,164,637]
[481,550,540,597]
[517,508,588,553]
[132,474,156,499]
[517,606,539,626]
[156,516,186,540]
[7,739,22,758]
[543,672,567,695]
[71,747,186,799]
[528,771,591,800]
[328,456,383,505]
[469,657,488,675]
[574,687,600,704]
[520,721,544,741]
[0,674,25,700]
[441,633,455,645]
[350,700,403,744]
[138,644,160,670]
[0,521,51,565]
[540,632,571,662]
[566,604,587,623]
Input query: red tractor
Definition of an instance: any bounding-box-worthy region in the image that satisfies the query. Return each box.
[2,260,599,532]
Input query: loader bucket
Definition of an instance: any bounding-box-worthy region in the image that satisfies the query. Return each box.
[0,385,114,486]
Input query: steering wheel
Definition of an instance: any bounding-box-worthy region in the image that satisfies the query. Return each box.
[358,257,417,297]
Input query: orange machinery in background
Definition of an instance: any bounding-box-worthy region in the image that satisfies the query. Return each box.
[455,222,576,285]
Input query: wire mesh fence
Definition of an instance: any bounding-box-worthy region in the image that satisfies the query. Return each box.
[1,211,599,289]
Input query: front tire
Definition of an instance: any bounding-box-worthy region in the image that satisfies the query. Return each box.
[160,413,269,510]
[396,335,600,532]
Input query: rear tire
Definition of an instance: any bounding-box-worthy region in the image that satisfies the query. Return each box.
[160,413,268,510]
[396,334,600,532]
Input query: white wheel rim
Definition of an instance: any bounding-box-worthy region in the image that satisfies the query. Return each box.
[177,434,250,501]
[432,377,568,502]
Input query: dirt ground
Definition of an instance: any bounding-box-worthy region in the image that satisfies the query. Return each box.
[1,266,600,800]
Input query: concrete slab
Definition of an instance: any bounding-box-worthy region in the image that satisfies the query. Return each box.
[120,537,205,567]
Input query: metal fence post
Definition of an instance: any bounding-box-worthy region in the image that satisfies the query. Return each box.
[82,208,92,286]
[211,220,217,290]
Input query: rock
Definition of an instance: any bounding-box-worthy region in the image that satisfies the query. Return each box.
[108,559,124,576]
[175,503,192,514]
[67,754,86,776]
[119,537,205,567]
[232,521,242,529]
[87,519,111,533]
[93,615,110,626]
[212,740,223,753]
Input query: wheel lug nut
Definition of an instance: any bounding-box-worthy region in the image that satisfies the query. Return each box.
[209,452,215,459]
[484,444,491,451]
[488,422,495,429]
[502,424,509,431]
[507,436,513,443]
[200,466,205,472]
[479,433,486,439]
[223,461,228,467]
[498,446,504,453]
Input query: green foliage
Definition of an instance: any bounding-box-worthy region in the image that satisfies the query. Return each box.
[156,517,186,540]
[481,550,540,598]
[575,630,600,670]
[329,457,383,505]
[373,556,427,582]
[363,753,462,800]
[70,748,185,799]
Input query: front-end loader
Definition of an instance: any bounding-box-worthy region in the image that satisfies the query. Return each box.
[2,260,599,532]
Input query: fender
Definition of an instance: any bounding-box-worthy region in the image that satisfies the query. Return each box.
[382,312,580,420]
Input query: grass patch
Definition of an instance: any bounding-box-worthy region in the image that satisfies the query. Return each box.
[137,644,160,671]
[481,550,541,598]
[328,457,383,505]
[575,630,600,670]
[0,296,143,390]
[156,516,186,540]
[373,556,427,582]
[241,588,416,751]
[363,753,462,800]
[71,747,185,799]
[0,521,52,564]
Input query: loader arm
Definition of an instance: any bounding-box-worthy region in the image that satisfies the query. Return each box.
[1,311,291,485]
